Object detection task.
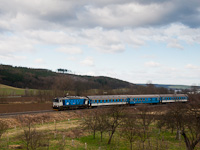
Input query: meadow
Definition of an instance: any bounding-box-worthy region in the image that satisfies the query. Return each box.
[0,108,199,150]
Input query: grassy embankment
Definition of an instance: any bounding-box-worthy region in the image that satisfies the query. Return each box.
[0,112,196,150]
[0,84,38,96]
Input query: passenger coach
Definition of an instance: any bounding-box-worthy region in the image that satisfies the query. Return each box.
[88,95,128,107]
[159,94,188,103]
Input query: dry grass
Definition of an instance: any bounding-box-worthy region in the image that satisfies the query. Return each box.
[1,111,82,140]
[0,111,80,128]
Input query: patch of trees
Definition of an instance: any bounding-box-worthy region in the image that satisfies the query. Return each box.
[81,94,200,150]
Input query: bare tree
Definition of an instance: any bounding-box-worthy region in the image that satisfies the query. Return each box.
[181,94,200,150]
[18,116,47,150]
[0,120,8,140]
[81,110,99,139]
[121,110,138,150]
[136,105,155,149]
[52,75,74,96]
[167,103,186,140]
[96,109,109,142]
[107,106,124,144]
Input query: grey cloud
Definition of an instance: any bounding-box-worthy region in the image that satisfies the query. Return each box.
[0,0,199,31]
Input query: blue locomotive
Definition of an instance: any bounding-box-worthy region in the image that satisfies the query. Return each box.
[52,94,188,110]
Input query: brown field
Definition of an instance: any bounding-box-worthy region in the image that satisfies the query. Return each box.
[0,96,53,113]
[0,103,52,113]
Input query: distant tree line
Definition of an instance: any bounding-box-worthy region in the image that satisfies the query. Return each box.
[57,68,72,74]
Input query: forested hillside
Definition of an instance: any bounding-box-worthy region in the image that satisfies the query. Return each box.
[0,64,170,95]
[0,64,133,90]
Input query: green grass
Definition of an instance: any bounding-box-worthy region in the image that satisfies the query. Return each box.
[0,84,40,96]
[168,85,191,90]
[0,84,26,96]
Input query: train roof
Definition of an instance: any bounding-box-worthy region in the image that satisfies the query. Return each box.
[127,94,161,98]
[159,94,188,97]
[87,95,128,100]
[87,94,188,100]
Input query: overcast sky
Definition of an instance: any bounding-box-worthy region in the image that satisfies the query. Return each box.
[0,0,200,85]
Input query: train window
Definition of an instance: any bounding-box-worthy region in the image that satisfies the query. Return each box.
[53,99,59,102]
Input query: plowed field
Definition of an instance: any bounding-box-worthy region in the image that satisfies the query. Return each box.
[0,103,52,113]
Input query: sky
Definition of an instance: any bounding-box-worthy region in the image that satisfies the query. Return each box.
[0,0,200,85]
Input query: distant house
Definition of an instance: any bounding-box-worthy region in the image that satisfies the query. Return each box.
[188,89,200,94]
[174,89,182,94]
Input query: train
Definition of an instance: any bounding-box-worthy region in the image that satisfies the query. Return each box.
[52,94,188,110]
